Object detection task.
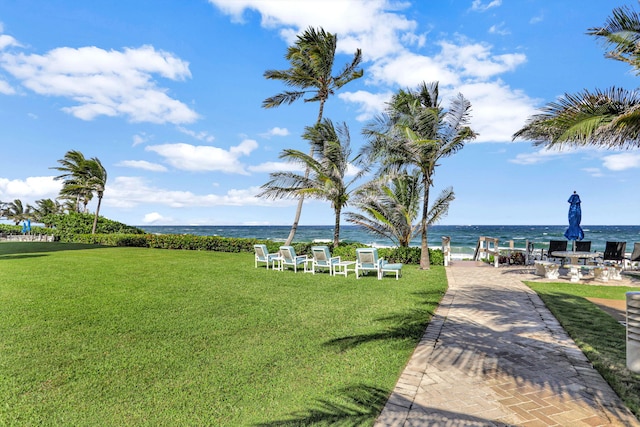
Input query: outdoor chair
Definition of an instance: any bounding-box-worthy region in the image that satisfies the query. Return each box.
[575,240,591,252]
[355,248,382,279]
[599,241,627,280]
[254,244,279,269]
[545,240,567,264]
[379,259,403,280]
[574,241,592,264]
[603,241,627,266]
[279,245,308,273]
[627,242,640,270]
[310,246,340,275]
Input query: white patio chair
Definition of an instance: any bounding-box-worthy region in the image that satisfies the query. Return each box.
[310,246,340,275]
[355,248,383,279]
[279,245,308,273]
[254,244,278,269]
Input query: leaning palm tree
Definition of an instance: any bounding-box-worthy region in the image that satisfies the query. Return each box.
[85,157,108,234]
[361,82,476,269]
[263,26,363,245]
[59,178,94,213]
[51,150,108,234]
[4,199,31,225]
[258,119,364,248]
[514,3,640,149]
[51,150,89,213]
[346,171,423,247]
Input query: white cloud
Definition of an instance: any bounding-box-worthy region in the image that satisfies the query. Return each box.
[0,44,198,124]
[602,152,640,171]
[132,132,151,146]
[105,176,294,208]
[471,0,502,12]
[582,167,603,178]
[248,161,303,173]
[488,23,510,36]
[0,33,21,50]
[0,176,61,201]
[145,139,258,174]
[437,40,526,80]
[0,79,14,94]
[456,81,538,142]
[177,126,215,142]
[142,212,169,224]
[509,148,574,165]
[265,127,289,137]
[116,160,168,172]
[208,0,418,60]
[530,13,544,24]
[338,90,391,121]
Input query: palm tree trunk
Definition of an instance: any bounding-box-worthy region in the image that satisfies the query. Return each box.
[91,196,102,234]
[420,178,431,270]
[284,100,326,246]
[333,206,341,248]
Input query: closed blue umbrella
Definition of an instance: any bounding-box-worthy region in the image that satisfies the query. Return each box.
[26,219,31,233]
[564,191,584,243]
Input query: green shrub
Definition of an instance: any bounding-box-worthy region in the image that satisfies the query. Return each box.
[44,213,144,240]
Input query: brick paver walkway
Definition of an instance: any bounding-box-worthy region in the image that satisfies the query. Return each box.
[375,261,640,426]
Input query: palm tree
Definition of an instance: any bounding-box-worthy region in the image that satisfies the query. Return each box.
[263,26,363,245]
[51,150,90,212]
[361,82,476,269]
[51,150,108,234]
[513,4,640,148]
[4,199,31,225]
[258,119,364,248]
[85,157,107,234]
[28,198,63,227]
[346,171,423,247]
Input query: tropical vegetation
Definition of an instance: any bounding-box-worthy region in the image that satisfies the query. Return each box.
[258,119,365,248]
[360,81,476,269]
[513,3,640,149]
[262,26,363,246]
[51,149,108,234]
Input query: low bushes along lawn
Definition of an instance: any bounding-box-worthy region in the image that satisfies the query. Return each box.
[526,281,640,419]
[0,242,447,426]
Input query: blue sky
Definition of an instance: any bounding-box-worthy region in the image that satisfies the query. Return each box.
[1,0,638,226]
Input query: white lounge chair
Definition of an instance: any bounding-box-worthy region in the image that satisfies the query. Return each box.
[310,246,340,275]
[254,244,279,269]
[279,245,308,273]
[379,259,403,280]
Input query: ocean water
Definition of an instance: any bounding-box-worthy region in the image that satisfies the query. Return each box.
[138,224,640,256]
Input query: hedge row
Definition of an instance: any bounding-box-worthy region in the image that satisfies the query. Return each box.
[66,233,444,265]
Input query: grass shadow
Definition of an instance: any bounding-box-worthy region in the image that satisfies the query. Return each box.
[253,384,388,426]
[323,290,442,352]
[0,242,106,256]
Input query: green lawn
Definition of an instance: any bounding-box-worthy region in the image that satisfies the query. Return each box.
[0,242,447,426]
[526,281,640,418]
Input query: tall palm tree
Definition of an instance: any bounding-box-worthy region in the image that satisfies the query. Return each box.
[346,171,423,247]
[258,119,364,248]
[4,199,31,225]
[263,26,363,245]
[85,157,107,234]
[51,150,90,212]
[51,150,108,234]
[361,82,476,269]
[514,4,640,148]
